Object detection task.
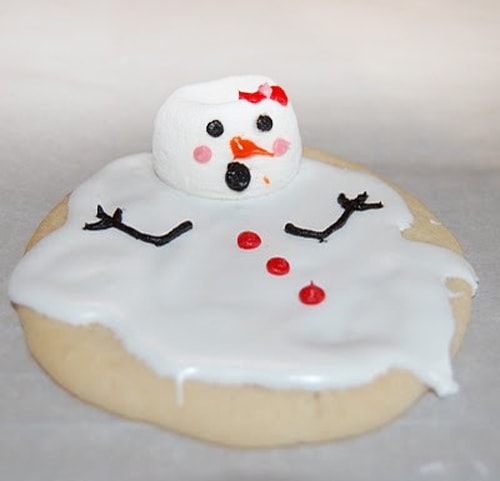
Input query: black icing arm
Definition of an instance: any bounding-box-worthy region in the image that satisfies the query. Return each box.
[84,205,193,247]
[284,192,383,242]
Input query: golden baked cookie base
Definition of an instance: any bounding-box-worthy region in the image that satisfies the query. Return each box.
[14,148,473,447]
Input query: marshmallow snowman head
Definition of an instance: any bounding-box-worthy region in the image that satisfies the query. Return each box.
[152,76,302,199]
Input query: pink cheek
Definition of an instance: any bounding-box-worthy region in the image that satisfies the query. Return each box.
[272,138,290,157]
[193,145,212,163]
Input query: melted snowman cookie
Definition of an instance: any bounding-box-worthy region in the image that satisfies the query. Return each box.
[9,77,477,447]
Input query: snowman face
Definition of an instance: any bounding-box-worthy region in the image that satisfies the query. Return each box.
[152,76,302,199]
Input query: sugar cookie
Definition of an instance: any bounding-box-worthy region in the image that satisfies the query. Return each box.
[9,77,477,447]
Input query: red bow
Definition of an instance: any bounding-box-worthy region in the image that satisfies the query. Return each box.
[238,83,288,106]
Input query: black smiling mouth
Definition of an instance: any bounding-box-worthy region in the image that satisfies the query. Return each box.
[225,162,251,192]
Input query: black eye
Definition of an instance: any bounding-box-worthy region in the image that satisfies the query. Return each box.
[206,119,224,137]
[256,115,273,132]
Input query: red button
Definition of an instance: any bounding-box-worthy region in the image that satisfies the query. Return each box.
[237,231,262,249]
[266,257,290,276]
[299,282,326,305]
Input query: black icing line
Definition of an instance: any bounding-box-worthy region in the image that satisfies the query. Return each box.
[83,205,193,247]
[284,192,383,242]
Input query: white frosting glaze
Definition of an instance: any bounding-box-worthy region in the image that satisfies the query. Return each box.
[152,76,302,199]
[9,154,477,396]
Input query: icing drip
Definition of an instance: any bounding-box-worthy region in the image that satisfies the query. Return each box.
[175,366,199,405]
[9,155,478,396]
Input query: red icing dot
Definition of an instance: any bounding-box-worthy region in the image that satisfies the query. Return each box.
[237,231,262,249]
[266,257,290,276]
[299,282,326,305]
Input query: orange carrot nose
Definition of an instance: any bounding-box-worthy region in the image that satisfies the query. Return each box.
[230,136,274,160]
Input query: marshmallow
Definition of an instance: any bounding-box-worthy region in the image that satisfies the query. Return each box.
[152,76,302,199]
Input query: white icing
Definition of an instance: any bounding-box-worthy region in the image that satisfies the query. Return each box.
[175,367,199,405]
[9,154,477,396]
[152,76,302,199]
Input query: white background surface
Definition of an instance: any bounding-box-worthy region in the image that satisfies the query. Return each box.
[1,1,499,480]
